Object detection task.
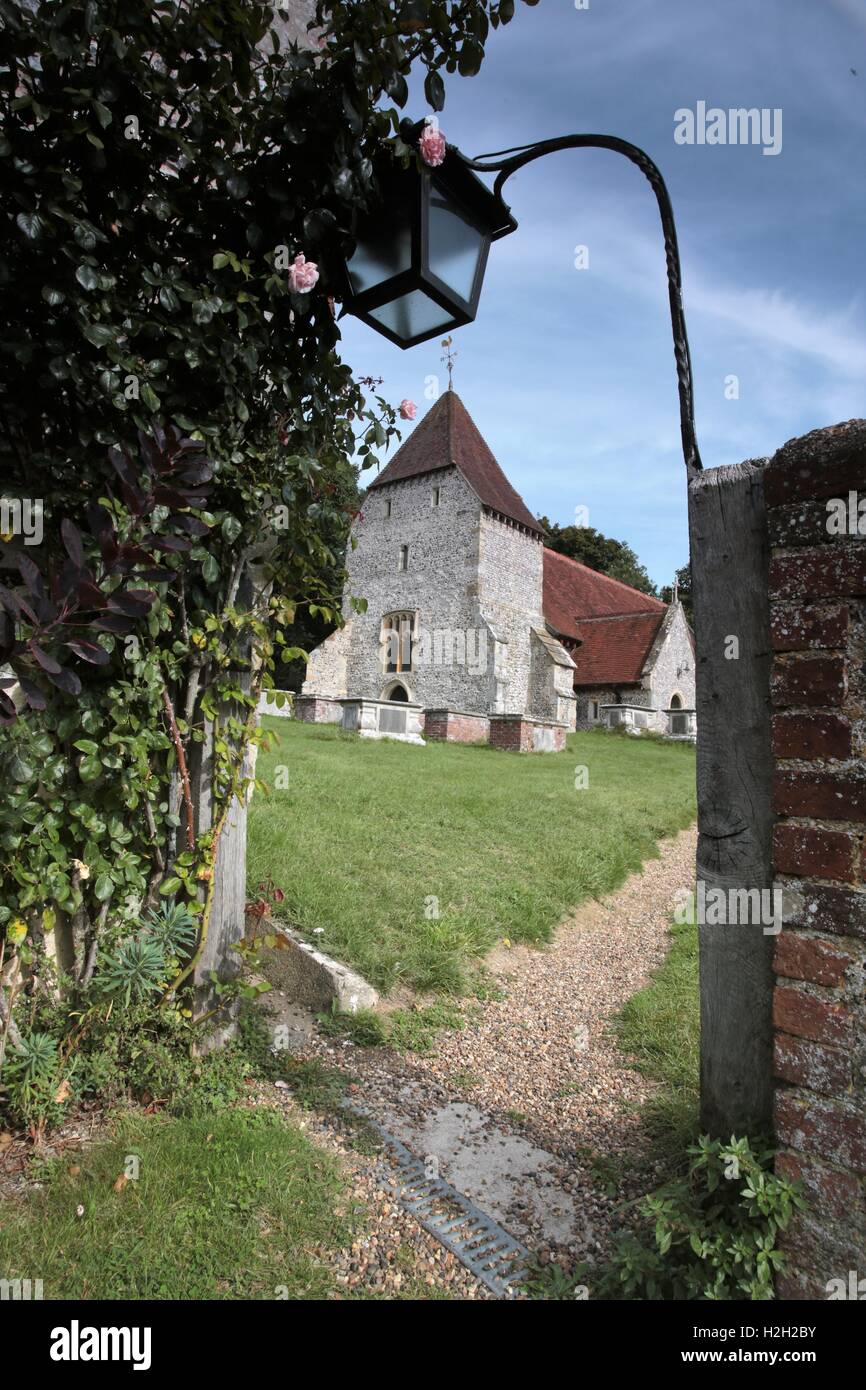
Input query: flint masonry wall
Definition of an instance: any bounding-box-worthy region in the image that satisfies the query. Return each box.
[342,467,492,710]
[763,421,866,1299]
[477,508,545,714]
[646,603,696,712]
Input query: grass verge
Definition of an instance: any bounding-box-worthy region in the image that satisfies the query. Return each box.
[615,916,700,1166]
[248,720,696,995]
[0,1105,353,1300]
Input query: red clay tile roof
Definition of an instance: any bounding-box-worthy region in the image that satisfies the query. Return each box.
[542,548,667,687]
[542,547,665,636]
[569,611,666,686]
[367,391,542,533]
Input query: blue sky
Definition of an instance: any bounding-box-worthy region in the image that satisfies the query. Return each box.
[337,0,866,590]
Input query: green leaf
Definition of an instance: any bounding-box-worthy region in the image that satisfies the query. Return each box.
[9,755,34,783]
[201,552,219,584]
[159,877,183,895]
[16,212,44,241]
[93,873,113,902]
[81,322,115,347]
[76,263,99,291]
[458,38,484,76]
[424,70,446,112]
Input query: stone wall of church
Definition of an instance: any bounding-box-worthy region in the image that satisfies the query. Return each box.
[573,687,629,730]
[646,603,696,711]
[477,511,545,713]
[302,622,351,699]
[341,467,494,711]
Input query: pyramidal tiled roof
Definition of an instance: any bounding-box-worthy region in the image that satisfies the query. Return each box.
[367,391,542,533]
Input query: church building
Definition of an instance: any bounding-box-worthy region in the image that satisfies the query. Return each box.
[296,391,696,749]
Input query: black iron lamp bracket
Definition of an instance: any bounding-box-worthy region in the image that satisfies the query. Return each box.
[465,135,703,475]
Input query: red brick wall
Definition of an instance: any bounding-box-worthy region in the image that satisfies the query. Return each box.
[488,717,567,752]
[294,695,340,723]
[489,716,533,752]
[424,710,490,744]
[764,420,866,1299]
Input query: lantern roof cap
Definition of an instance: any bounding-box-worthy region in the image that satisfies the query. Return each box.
[367,390,542,534]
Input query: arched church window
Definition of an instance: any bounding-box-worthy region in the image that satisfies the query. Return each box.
[381,612,415,673]
[670,692,683,709]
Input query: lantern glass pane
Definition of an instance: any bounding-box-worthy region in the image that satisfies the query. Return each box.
[366,289,456,342]
[427,191,486,303]
[347,204,412,295]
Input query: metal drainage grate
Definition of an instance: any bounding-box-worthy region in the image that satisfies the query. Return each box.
[344,1105,529,1298]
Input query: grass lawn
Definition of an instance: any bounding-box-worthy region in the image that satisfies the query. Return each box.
[248,720,696,995]
[615,917,700,1164]
[0,1107,352,1300]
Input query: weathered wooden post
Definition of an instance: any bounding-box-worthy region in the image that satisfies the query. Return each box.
[688,460,775,1136]
[189,562,272,1047]
[189,679,251,1050]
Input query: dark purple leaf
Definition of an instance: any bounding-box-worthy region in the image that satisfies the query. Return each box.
[76,580,107,607]
[65,639,110,665]
[0,691,17,723]
[29,642,61,674]
[177,462,213,485]
[61,518,85,569]
[92,613,134,634]
[47,666,82,696]
[98,530,119,566]
[107,445,136,487]
[147,534,193,553]
[117,480,145,514]
[106,590,154,617]
[171,514,210,537]
[153,485,188,507]
[18,553,44,597]
[136,567,173,581]
[137,429,161,473]
[0,585,22,618]
[34,595,58,625]
[115,543,153,566]
[19,677,47,710]
[87,501,113,542]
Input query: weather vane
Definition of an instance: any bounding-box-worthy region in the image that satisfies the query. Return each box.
[441,335,457,390]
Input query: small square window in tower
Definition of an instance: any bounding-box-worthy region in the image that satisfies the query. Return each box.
[431,486,440,507]
[384,498,392,518]
[398,544,409,571]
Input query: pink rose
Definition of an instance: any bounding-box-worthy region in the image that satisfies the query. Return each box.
[419,123,446,168]
[288,253,319,293]
[399,399,417,421]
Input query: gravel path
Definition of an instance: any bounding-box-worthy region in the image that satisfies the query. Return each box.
[277,823,697,1292]
[0,825,695,1300]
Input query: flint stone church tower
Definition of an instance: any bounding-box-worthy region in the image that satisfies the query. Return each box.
[295,392,695,750]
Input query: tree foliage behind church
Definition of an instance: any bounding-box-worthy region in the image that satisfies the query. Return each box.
[538,518,658,597]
